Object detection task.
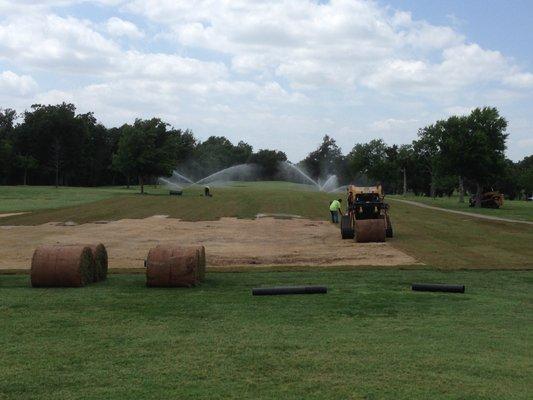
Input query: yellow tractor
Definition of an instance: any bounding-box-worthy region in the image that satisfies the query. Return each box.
[340,185,393,242]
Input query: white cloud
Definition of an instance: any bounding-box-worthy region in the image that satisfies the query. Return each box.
[0,14,119,73]
[503,72,533,88]
[105,17,144,39]
[0,0,531,160]
[370,118,418,131]
[0,70,37,96]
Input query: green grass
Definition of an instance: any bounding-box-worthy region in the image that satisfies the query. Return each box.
[1,182,531,269]
[0,182,334,224]
[0,186,134,213]
[389,200,533,269]
[1,271,531,400]
[391,194,533,222]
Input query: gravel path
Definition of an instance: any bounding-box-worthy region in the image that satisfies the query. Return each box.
[389,198,533,225]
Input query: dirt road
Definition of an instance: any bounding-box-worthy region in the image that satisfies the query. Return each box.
[0,216,418,270]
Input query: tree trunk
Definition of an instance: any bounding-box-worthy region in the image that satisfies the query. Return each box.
[23,169,27,186]
[126,174,130,189]
[475,183,482,208]
[430,174,436,198]
[139,175,144,194]
[402,168,407,196]
[55,160,59,188]
[458,176,464,203]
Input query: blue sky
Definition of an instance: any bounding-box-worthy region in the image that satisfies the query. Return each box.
[0,0,531,162]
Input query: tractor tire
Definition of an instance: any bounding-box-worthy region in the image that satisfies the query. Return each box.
[386,226,393,238]
[340,215,354,239]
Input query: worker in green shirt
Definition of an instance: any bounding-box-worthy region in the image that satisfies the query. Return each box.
[329,198,343,223]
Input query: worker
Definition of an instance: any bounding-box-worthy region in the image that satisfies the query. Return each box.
[204,186,212,197]
[347,187,354,208]
[329,198,342,223]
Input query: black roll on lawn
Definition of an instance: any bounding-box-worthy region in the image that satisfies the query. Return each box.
[412,283,465,293]
[252,286,327,296]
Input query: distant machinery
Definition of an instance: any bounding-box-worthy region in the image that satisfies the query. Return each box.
[340,185,393,242]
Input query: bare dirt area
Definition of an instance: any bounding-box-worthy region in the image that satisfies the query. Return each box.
[0,216,419,270]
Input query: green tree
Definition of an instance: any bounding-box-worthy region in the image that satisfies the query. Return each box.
[463,107,508,207]
[516,155,533,198]
[346,139,391,187]
[248,149,287,179]
[301,135,343,180]
[0,108,17,184]
[413,123,443,198]
[439,115,469,202]
[113,118,180,194]
[14,103,86,186]
[397,144,414,195]
[16,155,38,185]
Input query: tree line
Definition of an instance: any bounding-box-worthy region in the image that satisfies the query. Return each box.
[0,103,287,193]
[0,103,531,200]
[300,107,532,202]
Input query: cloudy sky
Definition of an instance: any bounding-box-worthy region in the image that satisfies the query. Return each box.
[0,0,532,161]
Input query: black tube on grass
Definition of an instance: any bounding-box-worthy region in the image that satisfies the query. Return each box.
[252,286,327,296]
[412,283,465,293]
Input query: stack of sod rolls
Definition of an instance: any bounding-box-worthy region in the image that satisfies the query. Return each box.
[30,243,108,287]
[31,245,94,287]
[146,244,206,287]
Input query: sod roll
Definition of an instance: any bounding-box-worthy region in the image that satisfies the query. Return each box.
[88,243,108,282]
[252,286,327,296]
[196,245,206,282]
[412,283,465,293]
[31,245,94,287]
[146,244,200,287]
[355,219,386,243]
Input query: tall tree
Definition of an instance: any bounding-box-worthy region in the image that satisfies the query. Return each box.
[0,108,16,183]
[346,139,391,188]
[248,149,287,179]
[301,135,343,180]
[397,144,414,195]
[439,115,469,202]
[413,123,443,198]
[113,118,180,194]
[463,107,508,207]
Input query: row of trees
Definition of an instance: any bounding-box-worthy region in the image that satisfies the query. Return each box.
[1,103,531,200]
[299,107,532,202]
[0,103,288,193]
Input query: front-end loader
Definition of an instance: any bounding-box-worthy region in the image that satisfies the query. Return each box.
[340,185,393,242]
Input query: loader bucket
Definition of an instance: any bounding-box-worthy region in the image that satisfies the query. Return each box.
[355,219,386,243]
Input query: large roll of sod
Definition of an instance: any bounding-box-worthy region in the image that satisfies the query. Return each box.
[31,245,94,287]
[412,283,465,293]
[146,245,200,287]
[355,219,386,243]
[88,243,108,282]
[252,286,327,296]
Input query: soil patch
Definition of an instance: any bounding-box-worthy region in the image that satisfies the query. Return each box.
[0,216,419,270]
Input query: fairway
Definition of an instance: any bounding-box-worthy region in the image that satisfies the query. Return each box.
[0,186,133,213]
[1,270,531,400]
[391,194,533,222]
[1,183,532,400]
[1,183,532,270]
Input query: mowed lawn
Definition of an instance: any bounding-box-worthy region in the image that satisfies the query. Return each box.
[391,194,533,222]
[1,270,532,400]
[1,183,532,269]
[0,185,134,213]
